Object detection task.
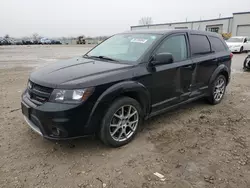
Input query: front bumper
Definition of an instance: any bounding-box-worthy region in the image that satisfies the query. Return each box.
[24,116,43,136]
[21,90,97,140]
[229,46,241,52]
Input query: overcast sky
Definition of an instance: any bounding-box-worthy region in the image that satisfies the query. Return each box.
[1,0,250,38]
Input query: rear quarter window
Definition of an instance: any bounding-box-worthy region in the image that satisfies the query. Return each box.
[209,36,227,52]
[189,34,211,55]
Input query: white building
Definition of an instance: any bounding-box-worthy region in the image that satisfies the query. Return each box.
[131,12,250,37]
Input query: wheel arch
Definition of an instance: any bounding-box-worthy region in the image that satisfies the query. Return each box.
[209,64,230,86]
[86,81,151,131]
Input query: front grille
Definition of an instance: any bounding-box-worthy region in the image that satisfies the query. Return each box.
[27,81,53,105]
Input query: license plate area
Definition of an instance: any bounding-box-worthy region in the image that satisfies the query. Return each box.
[21,102,30,119]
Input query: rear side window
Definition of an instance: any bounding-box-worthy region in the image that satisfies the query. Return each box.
[209,36,227,52]
[190,34,211,55]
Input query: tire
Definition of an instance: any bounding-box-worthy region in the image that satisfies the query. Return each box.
[207,74,227,105]
[99,97,142,147]
[240,46,243,53]
[243,57,250,71]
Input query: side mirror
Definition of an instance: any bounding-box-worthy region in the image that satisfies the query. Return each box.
[151,53,174,66]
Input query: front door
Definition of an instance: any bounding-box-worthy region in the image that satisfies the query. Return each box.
[149,33,194,113]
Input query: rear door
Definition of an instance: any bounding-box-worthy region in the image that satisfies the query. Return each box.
[189,34,217,97]
[208,35,231,73]
[149,33,195,112]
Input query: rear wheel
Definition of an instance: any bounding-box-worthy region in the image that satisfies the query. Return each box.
[207,75,226,105]
[99,97,142,147]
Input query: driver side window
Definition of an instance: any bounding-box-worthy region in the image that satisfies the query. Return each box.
[156,35,188,62]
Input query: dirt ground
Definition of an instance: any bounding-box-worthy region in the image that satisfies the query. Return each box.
[0,45,250,188]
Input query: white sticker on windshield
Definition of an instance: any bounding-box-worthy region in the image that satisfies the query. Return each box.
[130,38,148,43]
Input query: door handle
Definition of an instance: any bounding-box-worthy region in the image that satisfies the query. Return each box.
[212,58,218,62]
[184,65,192,69]
[183,64,195,69]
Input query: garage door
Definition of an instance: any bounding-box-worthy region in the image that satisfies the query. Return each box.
[237,25,250,36]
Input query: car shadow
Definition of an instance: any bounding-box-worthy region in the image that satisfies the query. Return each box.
[142,98,208,129]
[45,98,210,153]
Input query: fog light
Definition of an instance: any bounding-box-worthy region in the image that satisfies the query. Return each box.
[51,127,61,136]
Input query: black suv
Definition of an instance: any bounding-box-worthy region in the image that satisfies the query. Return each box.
[21,30,232,147]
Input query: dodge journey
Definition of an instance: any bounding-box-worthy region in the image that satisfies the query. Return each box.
[21,29,232,147]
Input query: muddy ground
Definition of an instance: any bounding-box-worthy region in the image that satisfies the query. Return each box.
[0,45,250,188]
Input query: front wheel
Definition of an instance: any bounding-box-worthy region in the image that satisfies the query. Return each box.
[240,46,244,53]
[207,75,227,105]
[243,56,250,71]
[99,97,143,147]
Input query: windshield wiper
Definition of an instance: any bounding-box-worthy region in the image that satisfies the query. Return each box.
[85,55,118,62]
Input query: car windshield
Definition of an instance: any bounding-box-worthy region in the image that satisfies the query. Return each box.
[227,37,243,43]
[85,33,161,63]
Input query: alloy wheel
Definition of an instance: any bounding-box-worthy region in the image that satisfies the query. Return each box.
[213,77,225,102]
[109,105,139,142]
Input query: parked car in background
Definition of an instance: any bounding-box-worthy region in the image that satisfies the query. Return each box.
[6,38,24,45]
[0,38,11,45]
[0,38,5,45]
[32,40,40,45]
[226,36,250,53]
[5,38,15,45]
[14,39,23,45]
[51,40,62,45]
[22,39,33,45]
[40,38,51,45]
[0,37,62,45]
[21,29,232,147]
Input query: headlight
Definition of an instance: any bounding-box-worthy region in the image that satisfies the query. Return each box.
[49,87,94,104]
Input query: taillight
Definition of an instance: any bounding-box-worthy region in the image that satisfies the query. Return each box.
[230,52,233,59]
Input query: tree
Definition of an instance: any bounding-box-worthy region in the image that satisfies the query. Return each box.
[4,34,9,39]
[139,17,153,26]
[32,33,39,40]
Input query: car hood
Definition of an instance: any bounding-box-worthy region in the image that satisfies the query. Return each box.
[30,57,135,89]
[226,42,242,46]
